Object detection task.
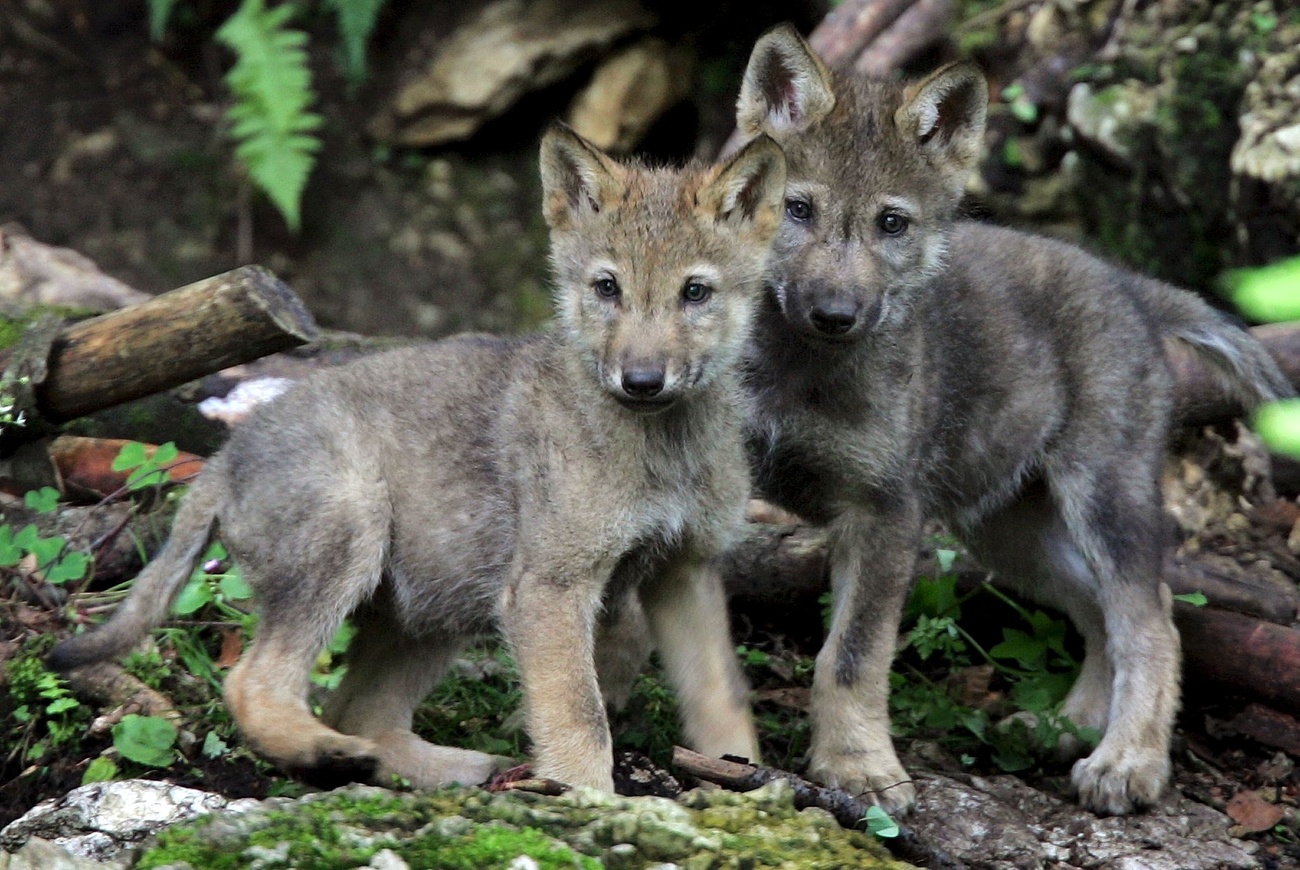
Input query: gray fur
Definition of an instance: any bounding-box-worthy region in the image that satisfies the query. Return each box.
[737,24,1294,816]
[50,127,786,792]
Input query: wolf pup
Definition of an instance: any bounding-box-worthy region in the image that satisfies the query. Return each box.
[50,125,786,792]
[734,25,1293,816]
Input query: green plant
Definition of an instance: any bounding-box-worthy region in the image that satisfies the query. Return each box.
[1222,254,1300,458]
[6,639,93,764]
[888,544,1099,772]
[113,714,180,767]
[147,0,390,231]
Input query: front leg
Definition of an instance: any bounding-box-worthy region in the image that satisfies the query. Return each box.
[640,554,760,763]
[500,561,613,791]
[808,496,923,814]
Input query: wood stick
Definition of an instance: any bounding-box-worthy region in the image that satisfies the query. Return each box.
[26,266,317,423]
[808,0,919,67]
[1175,606,1300,714]
[854,0,954,77]
[671,746,968,870]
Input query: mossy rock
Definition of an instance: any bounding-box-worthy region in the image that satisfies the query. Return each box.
[136,781,911,870]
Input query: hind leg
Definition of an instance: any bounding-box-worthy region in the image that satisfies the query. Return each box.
[225,615,380,788]
[640,554,759,763]
[321,611,507,788]
[223,486,392,787]
[1047,454,1180,815]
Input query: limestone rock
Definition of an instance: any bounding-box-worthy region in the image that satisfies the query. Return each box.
[0,780,261,864]
[566,38,692,153]
[371,0,656,148]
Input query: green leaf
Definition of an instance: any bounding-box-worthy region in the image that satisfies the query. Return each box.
[216,0,323,231]
[865,805,900,838]
[1223,255,1300,322]
[28,534,66,568]
[1172,590,1208,607]
[218,568,254,600]
[1252,400,1300,459]
[82,755,119,784]
[147,0,180,40]
[112,714,178,767]
[112,441,148,472]
[24,487,60,514]
[0,526,21,566]
[202,731,230,759]
[13,524,39,551]
[173,577,215,615]
[45,551,90,585]
[989,628,1046,668]
[325,0,387,86]
[45,696,79,715]
[935,548,958,573]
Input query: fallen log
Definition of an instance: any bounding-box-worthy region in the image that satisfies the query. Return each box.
[1175,606,1300,715]
[723,521,1300,712]
[1,265,317,426]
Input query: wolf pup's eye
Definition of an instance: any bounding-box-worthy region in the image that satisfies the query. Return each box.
[593,277,620,299]
[682,281,713,304]
[785,198,812,222]
[878,212,908,235]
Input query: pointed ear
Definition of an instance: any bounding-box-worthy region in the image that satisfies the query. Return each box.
[736,24,835,138]
[539,123,626,231]
[894,62,988,180]
[697,134,787,233]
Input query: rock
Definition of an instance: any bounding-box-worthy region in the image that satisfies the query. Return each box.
[0,225,149,313]
[566,38,692,153]
[371,0,656,148]
[0,836,114,870]
[908,771,1261,870]
[0,780,261,864]
[1066,81,1158,167]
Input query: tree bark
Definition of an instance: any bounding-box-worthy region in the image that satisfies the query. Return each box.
[20,265,317,424]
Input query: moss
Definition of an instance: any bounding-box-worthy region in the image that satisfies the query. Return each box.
[0,305,98,350]
[136,781,910,869]
[1069,0,1288,288]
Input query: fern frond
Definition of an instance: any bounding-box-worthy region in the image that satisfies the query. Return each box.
[215,0,323,231]
[324,0,387,87]
[147,0,181,40]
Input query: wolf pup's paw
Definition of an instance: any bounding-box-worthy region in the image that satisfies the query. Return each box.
[1071,744,1169,815]
[808,753,917,815]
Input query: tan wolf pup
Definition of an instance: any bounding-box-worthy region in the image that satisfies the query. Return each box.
[734,25,1293,815]
[49,124,787,792]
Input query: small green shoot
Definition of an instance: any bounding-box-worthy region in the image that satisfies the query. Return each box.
[1001,82,1039,124]
[864,804,899,838]
[1172,591,1208,607]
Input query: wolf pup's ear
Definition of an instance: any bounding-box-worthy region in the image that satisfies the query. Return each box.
[736,24,835,138]
[895,62,988,186]
[697,134,787,234]
[540,123,626,231]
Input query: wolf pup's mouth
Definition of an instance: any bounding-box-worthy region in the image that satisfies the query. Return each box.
[614,395,677,413]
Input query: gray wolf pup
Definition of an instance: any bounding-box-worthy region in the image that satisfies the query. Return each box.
[50,124,787,792]
[735,24,1293,815]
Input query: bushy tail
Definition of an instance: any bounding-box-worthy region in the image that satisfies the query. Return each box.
[1140,278,1295,408]
[47,473,222,671]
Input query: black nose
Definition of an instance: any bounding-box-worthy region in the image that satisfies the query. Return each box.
[809,302,859,335]
[621,367,665,398]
